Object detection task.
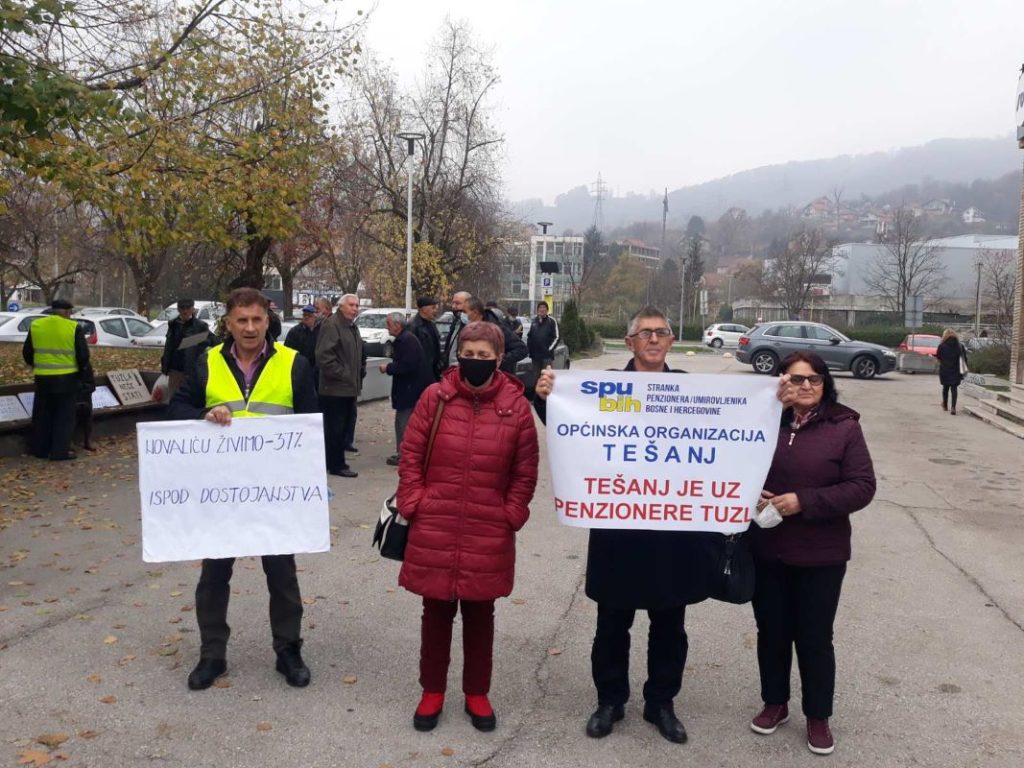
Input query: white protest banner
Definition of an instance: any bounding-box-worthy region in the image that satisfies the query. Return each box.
[138,413,329,562]
[92,385,119,410]
[546,370,781,533]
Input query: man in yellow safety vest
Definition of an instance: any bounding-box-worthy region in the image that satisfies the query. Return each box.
[22,298,90,460]
[168,287,319,691]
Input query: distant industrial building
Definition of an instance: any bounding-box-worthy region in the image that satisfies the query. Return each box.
[499,235,584,314]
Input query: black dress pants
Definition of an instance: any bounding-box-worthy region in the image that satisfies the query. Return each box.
[752,560,846,719]
[591,602,688,706]
[31,382,76,459]
[194,555,303,660]
[319,395,356,471]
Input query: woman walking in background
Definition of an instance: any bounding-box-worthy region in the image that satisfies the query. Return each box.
[935,328,968,415]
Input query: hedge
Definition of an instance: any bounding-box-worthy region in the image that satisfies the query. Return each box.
[968,345,1010,377]
[587,319,705,341]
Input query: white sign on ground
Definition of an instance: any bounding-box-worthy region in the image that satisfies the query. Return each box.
[545,370,781,533]
[138,413,329,562]
[92,385,119,410]
[0,395,29,422]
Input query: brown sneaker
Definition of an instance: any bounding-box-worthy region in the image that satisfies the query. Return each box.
[807,718,835,755]
[750,703,789,734]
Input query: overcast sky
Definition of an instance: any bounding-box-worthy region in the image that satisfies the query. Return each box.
[361,0,1024,204]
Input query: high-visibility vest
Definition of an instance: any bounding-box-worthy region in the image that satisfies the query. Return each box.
[29,315,79,377]
[205,342,296,417]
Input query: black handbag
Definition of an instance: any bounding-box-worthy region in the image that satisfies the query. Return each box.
[708,533,755,604]
[372,399,445,561]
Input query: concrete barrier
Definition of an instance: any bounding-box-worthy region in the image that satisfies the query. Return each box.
[897,351,939,374]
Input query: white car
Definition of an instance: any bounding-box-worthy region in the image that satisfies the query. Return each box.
[704,322,750,349]
[77,306,148,320]
[355,308,407,357]
[0,313,98,344]
[152,301,225,329]
[78,314,156,347]
[132,323,169,348]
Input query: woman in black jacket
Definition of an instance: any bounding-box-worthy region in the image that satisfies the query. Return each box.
[934,328,967,415]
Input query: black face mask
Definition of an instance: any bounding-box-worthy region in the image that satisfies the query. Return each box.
[458,356,498,387]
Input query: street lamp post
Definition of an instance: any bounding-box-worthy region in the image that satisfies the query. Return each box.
[678,251,688,338]
[398,131,424,313]
[532,221,553,307]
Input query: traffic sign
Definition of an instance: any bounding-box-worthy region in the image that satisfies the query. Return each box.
[540,275,554,290]
[7,302,19,312]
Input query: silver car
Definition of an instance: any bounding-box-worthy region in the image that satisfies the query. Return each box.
[735,321,897,378]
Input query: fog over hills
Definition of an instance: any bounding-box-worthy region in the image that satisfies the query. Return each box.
[513,136,1022,233]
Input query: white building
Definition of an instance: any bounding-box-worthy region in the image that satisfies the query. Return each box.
[499,235,585,314]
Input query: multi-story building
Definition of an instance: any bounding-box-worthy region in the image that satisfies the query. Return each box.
[499,235,585,315]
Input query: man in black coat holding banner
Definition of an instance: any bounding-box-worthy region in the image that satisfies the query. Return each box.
[534,306,795,745]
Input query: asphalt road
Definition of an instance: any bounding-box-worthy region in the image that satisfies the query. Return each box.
[1,349,1022,768]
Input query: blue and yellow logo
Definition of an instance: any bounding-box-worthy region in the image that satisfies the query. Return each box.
[579,380,641,413]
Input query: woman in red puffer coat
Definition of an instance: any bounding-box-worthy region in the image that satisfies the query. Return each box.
[397,321,539,734]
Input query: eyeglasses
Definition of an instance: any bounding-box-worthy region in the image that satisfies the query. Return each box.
[790,374,824,386]
[628,328,672,340]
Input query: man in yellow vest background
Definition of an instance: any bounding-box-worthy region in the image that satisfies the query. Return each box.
[168,287,319,691]
[22,298,90,461]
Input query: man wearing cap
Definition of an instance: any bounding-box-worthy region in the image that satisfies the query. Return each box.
[162,298,210,399]
[284,305,319,372]
[22,299,90,460]
[410,296,442,382]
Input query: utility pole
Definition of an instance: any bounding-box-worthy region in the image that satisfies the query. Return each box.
[975,258,983,337]
[678,253,687,338]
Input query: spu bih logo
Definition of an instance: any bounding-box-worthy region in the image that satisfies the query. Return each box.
[579,380,641,413]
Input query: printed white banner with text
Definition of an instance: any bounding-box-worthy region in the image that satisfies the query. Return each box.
[546,370,781,533]
[138,413,330,562]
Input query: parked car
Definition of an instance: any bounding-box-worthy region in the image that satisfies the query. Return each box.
[78,314,156,347]
[355,307,405,357]
[965,335,1003,352]
[704,322,750,348]
[77,306,147,320]
[132,323,169,348]
[0,313,98,345]
[152,301,225,329]
[735,321,897,378]
[896,334,941,355]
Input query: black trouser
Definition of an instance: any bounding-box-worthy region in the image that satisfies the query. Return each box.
[752,560,846,719]
[591,603,688,707]
[531,356,553,374]
[319,395,356,471]
[30,382,76,460]
[194,555,303,660]
[942,384,958,409]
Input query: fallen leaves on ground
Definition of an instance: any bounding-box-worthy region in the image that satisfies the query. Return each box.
[213,678,232,689]
[256,722,272,732]
[34,735,68,749]
[77,731,98,740]
[547,647,562,656]
[102,635,118,645]
[86,675,102,684]
[98,695,117,704]
[440,747,455,757]
[342,675,358,684]
[16,749,52,766]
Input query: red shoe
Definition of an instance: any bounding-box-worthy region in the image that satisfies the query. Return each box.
[413,691,444,732]
[807,718,835,755]
[750,703,789,735]
[465,694,497,732]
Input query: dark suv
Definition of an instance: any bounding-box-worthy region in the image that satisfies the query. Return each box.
[735,321,896,378]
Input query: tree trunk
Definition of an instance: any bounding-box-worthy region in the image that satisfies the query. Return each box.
[128,260,157,317]
[281,267,294,318]
[228,235,273,292]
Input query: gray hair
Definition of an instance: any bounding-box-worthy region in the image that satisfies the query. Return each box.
[337,293,359,308]
[627,306,672,336]
[385,311,406,326]
[453,290,471,302]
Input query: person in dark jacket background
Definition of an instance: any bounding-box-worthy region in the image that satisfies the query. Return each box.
[465,297,527,375]
[380,312,432,466]
[284,305,319,372]
[934,328,968,415]
[169,288,318,692]
[526,301,559,374]
[161,298,210,399]
[748,351,876,756]
[397,321,539,734]
[410,296,443,381]
[315,294,364,478]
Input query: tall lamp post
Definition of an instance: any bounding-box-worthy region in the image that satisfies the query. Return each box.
[532,221,553,306]
[678,249,688,338]
[398,131,424,312]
